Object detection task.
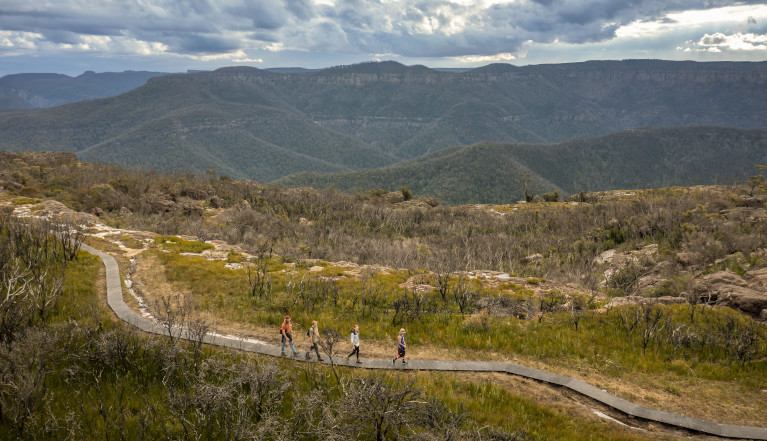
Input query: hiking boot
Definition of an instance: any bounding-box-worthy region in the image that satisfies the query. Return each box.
[402,359,407,364]
[356,359,362,364]
[317,357,324,362]
[281,352,286,357]
[392,358,396,364]
[305,352,310,360]
[292,351,297,357]
[346,356,350,363]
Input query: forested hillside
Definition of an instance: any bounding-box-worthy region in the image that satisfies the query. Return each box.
[277,127,767,204]
[0,70,167,108]
[1,60,766,183]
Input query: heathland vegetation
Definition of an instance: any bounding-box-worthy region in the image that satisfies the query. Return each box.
[1,151,766,440]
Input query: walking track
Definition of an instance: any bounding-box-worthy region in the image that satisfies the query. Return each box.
[83,243,767,440]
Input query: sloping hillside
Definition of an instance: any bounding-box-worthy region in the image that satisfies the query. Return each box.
[0,70,168,108]
[1,60,766,181]
[276,127,767,204]
[0,71,397,180]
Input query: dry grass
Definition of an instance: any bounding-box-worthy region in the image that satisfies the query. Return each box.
[451,372,711,441]
[126,250,767,428]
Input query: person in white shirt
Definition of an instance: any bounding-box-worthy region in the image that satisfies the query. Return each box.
[347,324,361,363]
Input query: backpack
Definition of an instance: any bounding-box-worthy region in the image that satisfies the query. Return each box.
[306,328,311,337]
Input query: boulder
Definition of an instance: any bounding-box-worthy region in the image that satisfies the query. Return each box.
[180,188,209,200]
[676,252,702,267]
[636,260,676,293]
[419,197,440,207]
[522,253,543,264]
[595,249,616,264]
[696,269,767,318]
[0,172,22,190]
[383,191,405,203]
[209,196,224,209]
[177,200,202,216]
[605,296,685,309]
[744,267,767,291]
[150,198,175,213]
[739,195,764,207]
[701,270,748,288]
[713,286,767,317]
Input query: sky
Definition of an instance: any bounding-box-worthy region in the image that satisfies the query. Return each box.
[1,0,767,76]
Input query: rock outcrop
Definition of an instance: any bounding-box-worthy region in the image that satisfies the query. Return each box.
[695,269,767,319]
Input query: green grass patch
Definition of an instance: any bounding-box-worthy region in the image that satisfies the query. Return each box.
[53,250,107,324]
[154,235,214,253]
[226,250,245,263]
[152,252,767,400]
[11,197,41,205]
[417,373,653,441]
[119,235,146,249]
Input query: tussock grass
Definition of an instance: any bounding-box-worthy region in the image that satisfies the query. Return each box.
[154,235,214,253]
[152,250,767,396]
[5,248,657,441]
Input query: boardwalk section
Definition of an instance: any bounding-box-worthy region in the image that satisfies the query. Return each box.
[82,244,767,440]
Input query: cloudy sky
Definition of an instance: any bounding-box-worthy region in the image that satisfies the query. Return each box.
[1,0,766,76]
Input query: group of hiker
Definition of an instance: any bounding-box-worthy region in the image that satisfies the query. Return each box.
[278,315,408,365]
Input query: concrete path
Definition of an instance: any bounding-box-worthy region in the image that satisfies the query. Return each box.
[83,243,767,440]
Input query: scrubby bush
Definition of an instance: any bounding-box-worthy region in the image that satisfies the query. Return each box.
[542,190,559,202]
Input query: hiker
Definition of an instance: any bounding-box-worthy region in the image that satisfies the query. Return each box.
[306,320,323,361]
[280,315,297,357]
[392,328,407,364]
[347,324,361,363]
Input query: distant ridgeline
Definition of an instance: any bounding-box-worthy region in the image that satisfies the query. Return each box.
[0,60,766,202]
[0,71,168,109]
[276,127,767,204]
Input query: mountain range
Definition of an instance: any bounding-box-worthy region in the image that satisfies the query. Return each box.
[0,60,766,201]
[0,70,169,108]
[0,66,476,110]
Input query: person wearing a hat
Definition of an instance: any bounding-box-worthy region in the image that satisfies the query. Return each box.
[280,315,297,357]
[306,320,323,361]
[392,328,407,364]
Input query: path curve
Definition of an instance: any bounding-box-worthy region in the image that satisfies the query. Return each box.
[83,243,767,440]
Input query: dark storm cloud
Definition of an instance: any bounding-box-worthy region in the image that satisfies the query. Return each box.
[175,34,242,53]
[1,0,766,63]
[224,2,289,31]
[317,0,767,58]
[285,0,317,21]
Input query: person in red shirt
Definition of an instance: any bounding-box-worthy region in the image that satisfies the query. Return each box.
[280,315,297,357]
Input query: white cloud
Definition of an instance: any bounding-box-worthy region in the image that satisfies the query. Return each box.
[233,57,264,63]
[696,32,767,51]
[0,30,42,50]
[185,50,248,61]
[667,4,767,27]
[4,0,767,72]
[449,52,516,63]
[617,4,767,39]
